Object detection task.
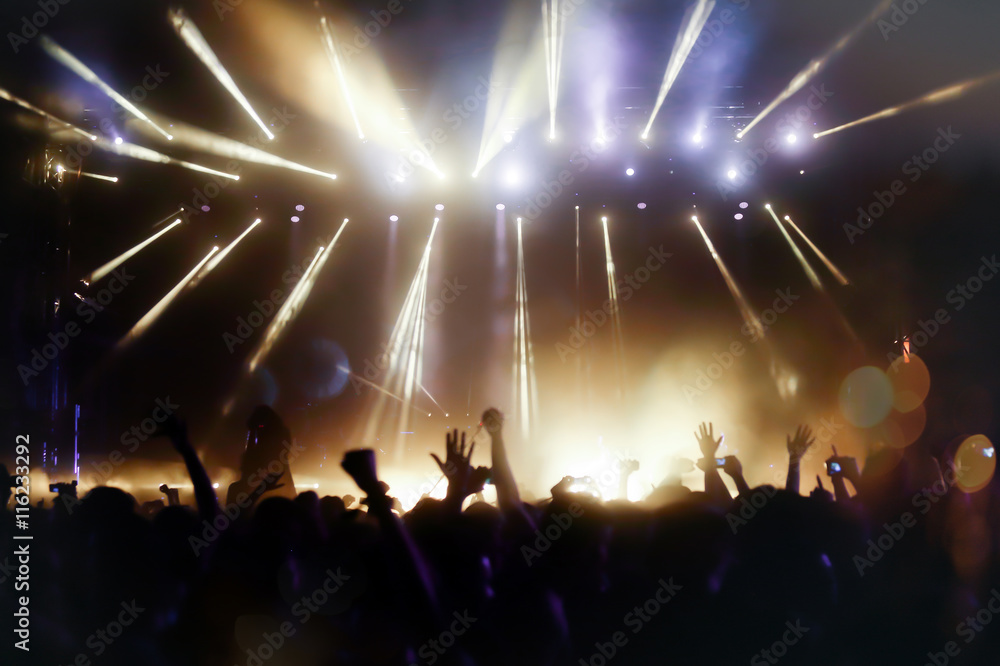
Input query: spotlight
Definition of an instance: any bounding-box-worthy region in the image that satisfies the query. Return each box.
[637,203,647,210]
[786,133,798,144]
[291,216,300,223]
[692,133,702,143]
[496,204,505,211]
[295,204,305,211]
[56,164,65,173]
[389,215,399,222]
[435,204,444,211]
[602,216,608,223]
[504,133,513,143]
[739,202,749,209]
[504,167,521,186]
[114,136,123,145]
[727,169,738,180]
[625,168,635,176]
[735,214,744,220]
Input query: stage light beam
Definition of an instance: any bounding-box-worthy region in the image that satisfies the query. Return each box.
[783,215,850,286]
[169,9,274,140]
[190,218,263,287]
[641,0,715,140]
[320,16,365,140]
[691,215,765,341]
[40,36,174,141]
[120,246,220,346]
[813,70,1000,139]
[86,217,183,283]
[737,0,894,139]
[247,218,350,373]
[765,205,823,291]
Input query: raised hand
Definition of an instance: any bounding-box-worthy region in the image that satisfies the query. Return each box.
[481,408,504,436]
[787,425,815,462]
[431,429,485,505]
[341,449,382,497]
[722,455,743,478]
[694,422,723,458]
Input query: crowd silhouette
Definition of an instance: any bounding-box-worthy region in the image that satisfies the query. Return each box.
[2,405,999,666]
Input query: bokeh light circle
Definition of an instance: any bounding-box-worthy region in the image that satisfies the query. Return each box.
[887,353,931,413]
[839,366,894,427]
[955,435,996,493]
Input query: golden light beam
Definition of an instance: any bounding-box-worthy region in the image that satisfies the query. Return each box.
[782,214,850,286]
[135,116,338,181]
[80,171,119,183]
[813,70,1000,139]
[601,216,627,397]
[190,218,262,287]
[737,0,894,139]
[169,8,274,140]
[766,206,858,340]
[86,218,183,283]
[92,135,240,180]
[320,16,365,140]
[40,35,174,141]
[340,365,423,411]
[420,385,448,417]
[512,216,539,438]
[120,246,219,346]
[641,0,715,140]
[247,218,350,373]
[765,205,823,291]
[691,215,765,340]
[0,84,96,140]
[543,0,566,141]
[474,3,547,176]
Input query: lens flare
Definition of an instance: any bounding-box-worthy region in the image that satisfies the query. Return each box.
[887,352,931,413]
[955,435,996,494]
[839,366,894,428]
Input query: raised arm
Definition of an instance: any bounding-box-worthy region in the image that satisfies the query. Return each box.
[695,422,731,503]
[431,429,490,513]
[482,408,521,511]
[785,425,815,495]
[722,455,751,497]
[160,415,219,522]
